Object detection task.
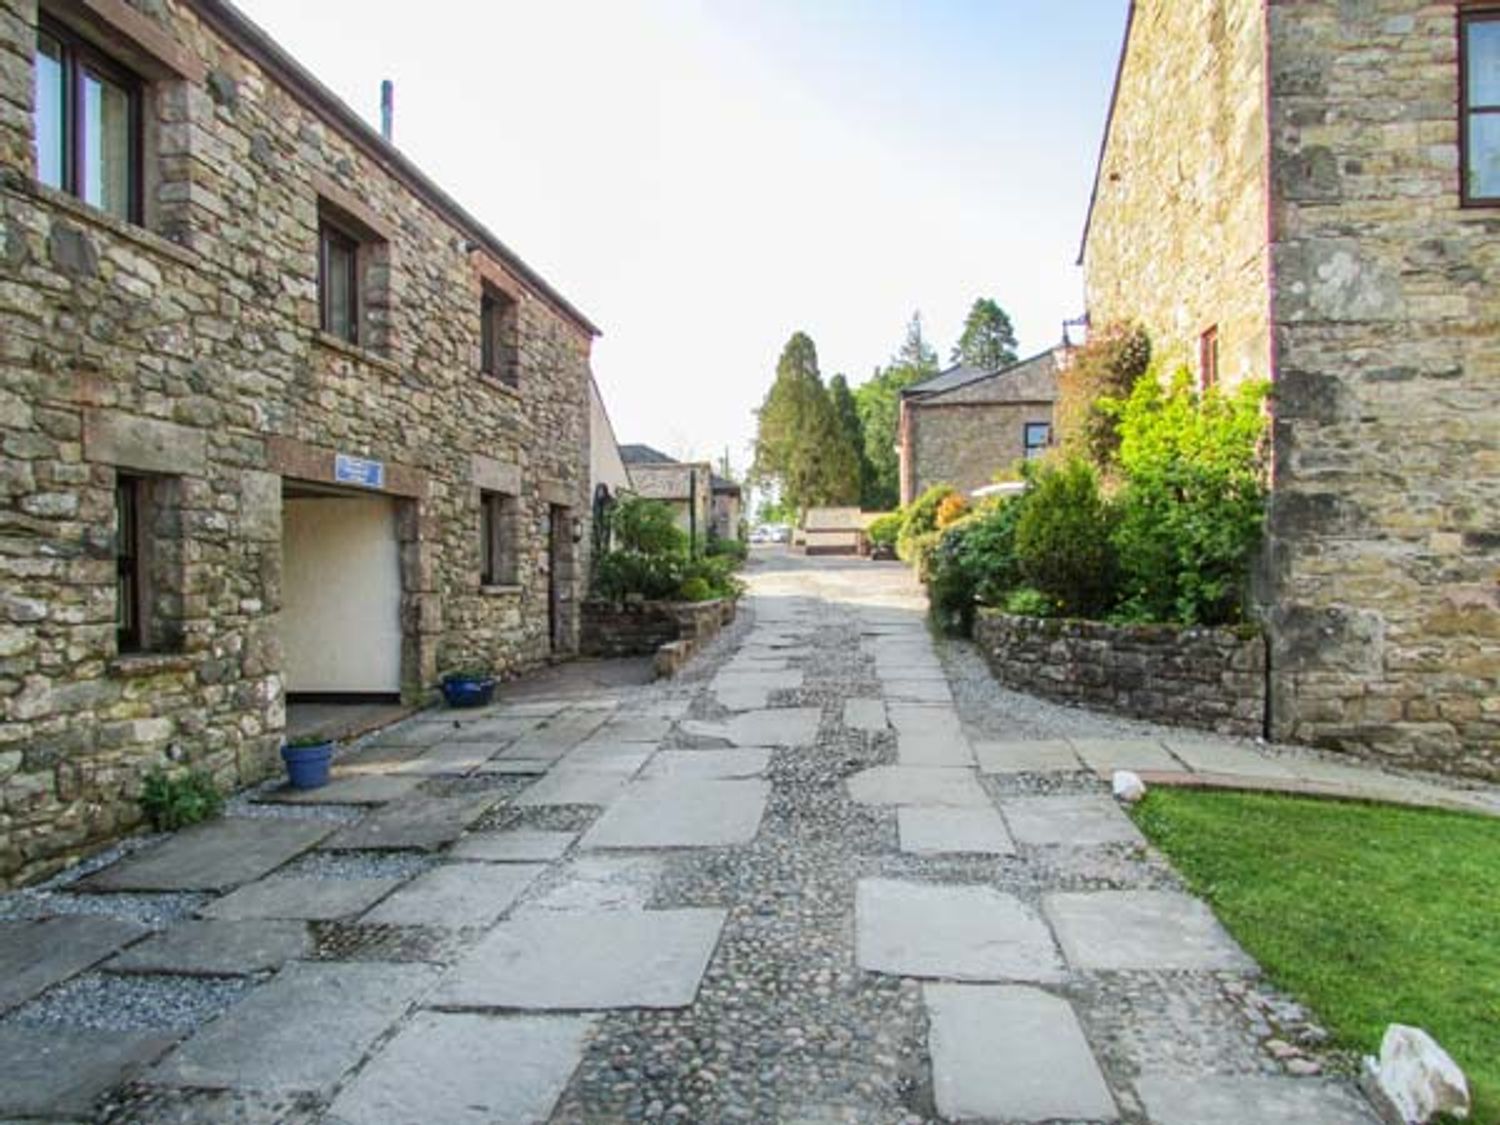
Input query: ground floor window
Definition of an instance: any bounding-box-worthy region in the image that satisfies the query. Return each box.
[115,474,144,651]
[1023,422,1051,459]
[480,490,519,586]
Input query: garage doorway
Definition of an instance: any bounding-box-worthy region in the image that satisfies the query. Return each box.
[282,482,403,701]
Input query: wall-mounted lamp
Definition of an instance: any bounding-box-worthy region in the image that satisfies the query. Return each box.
[572,516,584,544]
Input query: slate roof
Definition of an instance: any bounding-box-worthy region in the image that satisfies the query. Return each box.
[619,444,676,465]
[899,362,996,399]
[711,474,741,495]
[903,349,1061,406]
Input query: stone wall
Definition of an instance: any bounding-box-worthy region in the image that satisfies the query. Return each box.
[906,401,1052,500]
[580,599,724,661]
[1263,1,1500,776]
[1081,0,1271,387]
[0,0,596,884]
[974,611,1267,738]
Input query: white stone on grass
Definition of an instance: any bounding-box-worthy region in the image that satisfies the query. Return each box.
[434,909,726,1010]
[856,879,1063,982]
[1365,1024,1470,1125]
[1001,795,1145,847]
[846,766,990,808]
[973,739,1081,774]
[1113,769,1147,803]
[451,828,578,862]
[328,1012,595,1125]
[925,984,1116,1122]
[1136,1073,1380,1125]
[898,807,1015,856]
[581,779,770,848]
[362,863,545,928]
[153,962,437,1094]
[1044,890,1256,972]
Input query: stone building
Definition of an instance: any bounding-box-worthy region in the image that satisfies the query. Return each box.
[620,445,713,542]
[897,350,1060,506]
[1081,1,1499,776]
[0,0,599,885]
[710,474,742,542]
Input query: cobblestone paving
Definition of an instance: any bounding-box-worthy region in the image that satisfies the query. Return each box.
[0,549,1396,1123]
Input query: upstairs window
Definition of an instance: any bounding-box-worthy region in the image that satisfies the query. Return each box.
[1463,11,1500,204]
[480,286,519,388]
[1199,325,1219,391]
[1023,422,1051,460]
[319,217,361,344]
[34,21,142,223]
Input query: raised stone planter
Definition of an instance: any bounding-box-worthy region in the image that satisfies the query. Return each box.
[973,611,1267,738]
[581,598,732,675]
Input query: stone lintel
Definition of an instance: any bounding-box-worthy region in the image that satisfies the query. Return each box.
[471,454,521,496]
[266,435,424,499]
[311,172,396,243]
[82,410,208,477]
[46,0,210,84]
[472,251,526,302]
[539,480,576,507]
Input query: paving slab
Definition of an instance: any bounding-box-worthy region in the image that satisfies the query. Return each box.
[496,709,615,763]
[1070,737,1181,776]
[842,699,888,733]
[153,961,437,1094]
[1001,794,1146,847]
[327,1011,596,1125]
[712,669,804,710]
[588,714,673,743]
[855,879,1063,982]
[1135,1073,1379,1124]
[434,908,727,1009]
[474,757,553,775]
[363,862,546,927]
[451,828,579,862]
[0,915,148,1013]
[898,807,1015,855]
[320,794,499,851]
[107,919,310,976]
[640,748,772,780]
[890,705,973,767]
[520,856,663,914]
[882,679,954,705]
[515,766,636,807]
[358,723,448,748]
[255,774,424,805]
[0,1025,177,1118]
[440,715,546,743]
[973,739,1082,774]
[1045,890,1257,972]
[682,708,822,748]
[386,741,497,776]
[846,765,990,808]
[1162,738,1298,779]
[581,779,771,848]
[80,818,332,892]
[203,876,401,921]
[925,984,1116,1122]
[556,742,656,772]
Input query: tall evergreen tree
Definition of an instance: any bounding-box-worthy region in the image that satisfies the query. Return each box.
[951,297,1019,371]
[752,333,861,515]
[828,374,873,505]
[854,312,941,510]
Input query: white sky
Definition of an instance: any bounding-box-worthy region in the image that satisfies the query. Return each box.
[237,0,1126,474]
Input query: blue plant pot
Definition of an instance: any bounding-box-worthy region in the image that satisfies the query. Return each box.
[281,741,334,790]
[442,677,496,708]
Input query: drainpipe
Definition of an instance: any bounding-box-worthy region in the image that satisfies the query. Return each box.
[688,468,699,556]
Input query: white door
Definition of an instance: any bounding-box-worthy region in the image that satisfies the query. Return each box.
[282,494,402,694]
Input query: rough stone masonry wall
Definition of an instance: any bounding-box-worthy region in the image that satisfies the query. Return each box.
[1263,1,1500,776]
[0,0,594,884]
[975,611,1267,738]
[580,600,724,660]
[1082,0,1271,386]
[907,401,1053,499]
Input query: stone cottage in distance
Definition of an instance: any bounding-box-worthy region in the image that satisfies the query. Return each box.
[0,0,600,884]
[1081,1,1499,776]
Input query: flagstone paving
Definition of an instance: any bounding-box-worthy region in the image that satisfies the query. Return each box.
[0,549,1453,1122]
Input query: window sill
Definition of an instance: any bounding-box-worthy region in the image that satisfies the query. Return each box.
[5,175,200,268]
[313,331,402,375]
[478,373,522,400]
[110,652,194,678]
[480,583,522,597]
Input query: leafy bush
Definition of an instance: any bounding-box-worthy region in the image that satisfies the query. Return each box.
[1056,321,1152,466]
[1107,370,1269,625]
[140,768,222,832]
[898,484,955,562]
[678,576,713,602]
[591,549,684,602]
[1003,586,1055,617]
[611,495,688,556]
[936,492,970,529]
[924,494,1029,636]
[867,512,902,547]
[1014,457,1119,618]
[705,536,748,565]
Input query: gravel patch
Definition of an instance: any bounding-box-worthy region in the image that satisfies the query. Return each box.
[3,970,254,1033]
[276,850,435,881]
[0,888,207,928]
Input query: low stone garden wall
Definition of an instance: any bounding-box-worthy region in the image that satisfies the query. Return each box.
[581,598,732,672]
[974,610,1267,738]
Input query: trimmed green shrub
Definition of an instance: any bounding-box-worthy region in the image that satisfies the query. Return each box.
[141,768,222,832]
[611,495,688,556]
[924,493,1029,636]
[867,512,902,547]
[1106,370,1269,625]
[936,492,970,529]
[591,550,684,602]
[898,484,955,562]
[678,576,713,602]
[1003,586,1054,617]
[705,536,748,565]
[1014,457,1119,618]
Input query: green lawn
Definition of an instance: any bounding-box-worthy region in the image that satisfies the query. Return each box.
[1132,789,1500,1123]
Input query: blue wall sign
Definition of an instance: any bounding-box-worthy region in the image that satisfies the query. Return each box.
[334,453,385,490]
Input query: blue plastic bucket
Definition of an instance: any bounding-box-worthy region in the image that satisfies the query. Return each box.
[281,741,333,789]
